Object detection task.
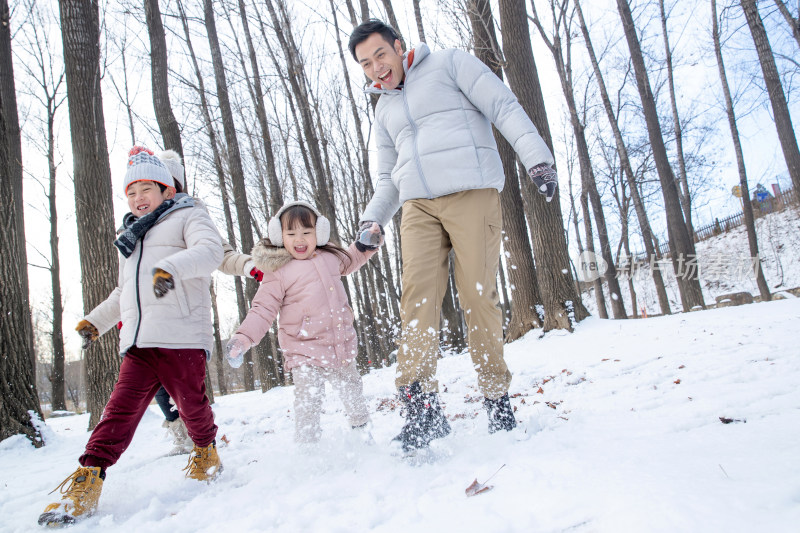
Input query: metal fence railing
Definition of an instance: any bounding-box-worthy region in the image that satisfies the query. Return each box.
[631,186,796,263]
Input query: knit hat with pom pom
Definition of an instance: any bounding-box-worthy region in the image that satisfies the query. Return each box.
[156,149,185,191]
[124,146,174,193]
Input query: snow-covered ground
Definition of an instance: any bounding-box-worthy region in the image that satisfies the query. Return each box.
[582,205,800,316]
[2,295,799,532]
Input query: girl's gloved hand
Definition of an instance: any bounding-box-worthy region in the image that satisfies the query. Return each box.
[225,334,251,369]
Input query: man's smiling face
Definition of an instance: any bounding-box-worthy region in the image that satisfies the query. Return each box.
[355,33,405,90]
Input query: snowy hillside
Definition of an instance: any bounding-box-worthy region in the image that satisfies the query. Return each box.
[582,205,800,316]
[2,297,799,532]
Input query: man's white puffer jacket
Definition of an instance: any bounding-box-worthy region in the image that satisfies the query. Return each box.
[361,43,554,227]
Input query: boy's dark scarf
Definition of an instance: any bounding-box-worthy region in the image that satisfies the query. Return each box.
[114,199,175,258]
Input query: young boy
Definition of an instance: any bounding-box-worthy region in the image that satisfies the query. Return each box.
[38,147,224,527]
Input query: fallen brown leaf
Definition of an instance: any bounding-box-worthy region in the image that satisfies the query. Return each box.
[465,479,493,497]
[465,464,505,497]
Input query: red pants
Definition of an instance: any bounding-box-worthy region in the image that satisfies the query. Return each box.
[80,346,216,469]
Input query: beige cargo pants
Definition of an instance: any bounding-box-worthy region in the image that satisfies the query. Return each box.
[395,188,511,400]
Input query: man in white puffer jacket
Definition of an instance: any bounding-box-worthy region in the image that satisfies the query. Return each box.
[349,20,558,452]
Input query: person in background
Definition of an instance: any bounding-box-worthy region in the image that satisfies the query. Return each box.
[38,147,224,527]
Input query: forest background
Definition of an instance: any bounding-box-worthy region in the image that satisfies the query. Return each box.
[2,0,799,443]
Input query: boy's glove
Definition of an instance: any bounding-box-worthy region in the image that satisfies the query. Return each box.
[153,269,175,298]
[355,221,385,252]
[225,334,251,369]
[244,260,264,283]
[528,163,558,202]
[76,320,99,349]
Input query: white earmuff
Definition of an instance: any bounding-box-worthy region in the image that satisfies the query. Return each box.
[267,201,330,247]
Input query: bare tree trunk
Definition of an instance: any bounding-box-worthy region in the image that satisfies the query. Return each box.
[618,195,638,318]
[497,258,512,326]
[440,252,466,352]
[330,0,372,185]
[238,0,283,214]
[498,0,590,331]
[530,0,626,319]
[203,0,259,390]
[469,0,545,339]
[581,190,608,318]
[616,0,705,312]
[0,0,44,445]
[264,0,341,242]
[48,91,67,412]
[379,0,404,47]
[178,0,249,336]
[21,2,69,411]
[658,0,693,239]
[145,0,183,158]
[59,0,121,428]
[358,0,369,22]
[772,0,800,50]
[713,0,771,302]
[106,26,136,146]
[413,0,427,43]
[741,0,800,203]
[574,0,671,315]
[210,282,227,396]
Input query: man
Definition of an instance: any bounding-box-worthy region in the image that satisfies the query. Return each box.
[349,20,557,451]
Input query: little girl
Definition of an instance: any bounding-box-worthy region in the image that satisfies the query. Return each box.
[226,200,383,443]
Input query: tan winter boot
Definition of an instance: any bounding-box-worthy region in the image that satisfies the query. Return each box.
[183,442,223,482]
[38,466,104,526]
[163,418,193,455]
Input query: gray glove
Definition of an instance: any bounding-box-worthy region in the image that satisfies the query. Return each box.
[528,163,558,202]
[355,220,384,252]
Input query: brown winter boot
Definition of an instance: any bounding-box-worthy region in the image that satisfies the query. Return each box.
[183,442,223,482]
[38,466,104,526]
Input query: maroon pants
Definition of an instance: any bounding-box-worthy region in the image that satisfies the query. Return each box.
[80,346,216,469]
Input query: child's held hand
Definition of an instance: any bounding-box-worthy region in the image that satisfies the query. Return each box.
[225,334,251,369]
[153,268,175,298]
[76,320,99,349]
[355,221,384,252]
[244,260,264,283]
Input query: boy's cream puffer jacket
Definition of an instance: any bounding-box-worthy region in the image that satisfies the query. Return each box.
[85,196,223,356]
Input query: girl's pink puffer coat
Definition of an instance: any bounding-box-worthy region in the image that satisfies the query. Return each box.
[234,239,376,370]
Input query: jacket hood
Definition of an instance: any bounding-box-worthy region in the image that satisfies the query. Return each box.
[251,238,293,273]
[364,42,430,95]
